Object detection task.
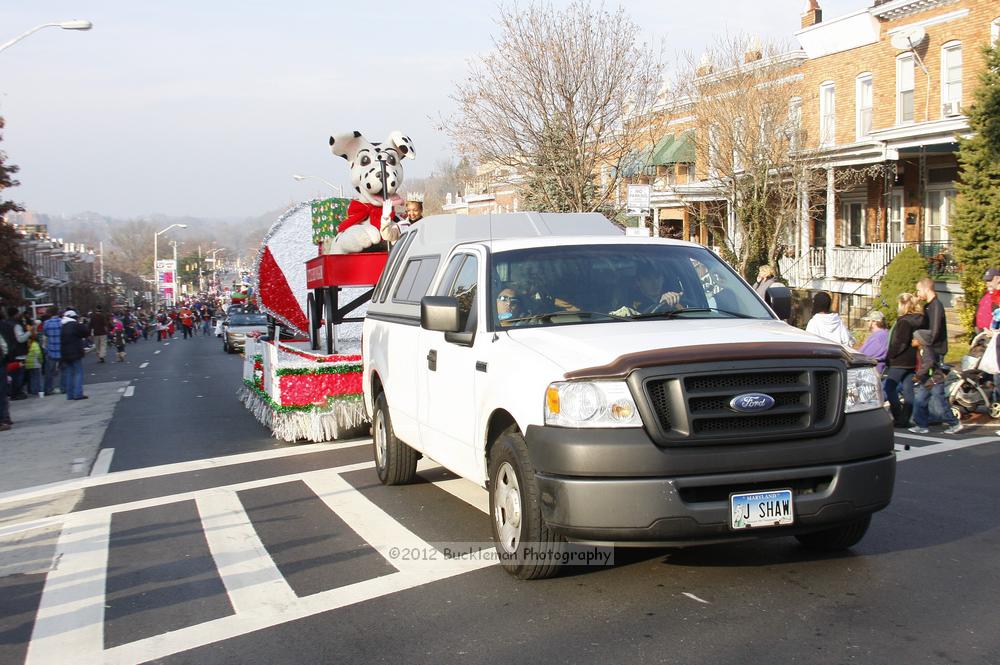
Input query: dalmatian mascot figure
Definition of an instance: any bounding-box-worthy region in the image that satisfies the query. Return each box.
[323,130,415,254]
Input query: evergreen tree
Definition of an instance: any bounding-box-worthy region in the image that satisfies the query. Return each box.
[951,44,1000,335]
[877,247,928,325]
[0,117,37,303]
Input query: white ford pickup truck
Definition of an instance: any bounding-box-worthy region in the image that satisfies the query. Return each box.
[362,212,894,579]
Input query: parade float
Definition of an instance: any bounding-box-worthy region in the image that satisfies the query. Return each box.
[239,129,415,442]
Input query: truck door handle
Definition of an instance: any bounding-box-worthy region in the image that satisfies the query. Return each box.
[427,349,437,371]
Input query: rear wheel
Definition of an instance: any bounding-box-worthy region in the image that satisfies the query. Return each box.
[990,402,1000,420]
[795,515,871,551]
[489,429,564,580]
[372,393,418,485]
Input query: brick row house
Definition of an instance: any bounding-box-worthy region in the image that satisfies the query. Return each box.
[447,0,998,311]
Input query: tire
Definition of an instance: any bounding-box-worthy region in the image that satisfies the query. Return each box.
[951,405,964,421]
[372,393,418,485]
[488,429,565,580]
[990,402,1000,420]
[795,515,871,551]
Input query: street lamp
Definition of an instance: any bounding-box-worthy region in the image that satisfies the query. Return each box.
[0,20,93,54]
[153,223,187,312]
[293,174,344,197]
[207,248,226,292]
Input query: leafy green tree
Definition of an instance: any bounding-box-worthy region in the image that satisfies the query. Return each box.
[951,44,1000,336]
[0,117,38,303]
[876,247,928,325]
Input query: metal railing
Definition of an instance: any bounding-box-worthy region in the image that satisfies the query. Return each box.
[779,242,952,290]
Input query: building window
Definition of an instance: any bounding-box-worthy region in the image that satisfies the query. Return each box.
[941,41,962,110]
[819,82,835,147]
[788,97,802,151]
[992,18,999,46]
[733,118,744,172]
[897,54,915,124]
[856,74,873,139]
[708,124,719,178]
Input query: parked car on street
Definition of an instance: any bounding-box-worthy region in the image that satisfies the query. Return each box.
[363,212,895,579]
[223,312,268,353]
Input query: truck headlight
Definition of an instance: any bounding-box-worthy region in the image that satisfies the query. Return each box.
[844,367,883,413]
[544,381,642,428]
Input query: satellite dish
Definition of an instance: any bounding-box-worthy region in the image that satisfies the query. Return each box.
[890,26,927,51]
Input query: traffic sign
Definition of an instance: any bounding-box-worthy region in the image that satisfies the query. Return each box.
[627,184,651,210]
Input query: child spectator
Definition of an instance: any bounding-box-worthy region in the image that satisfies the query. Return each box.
[24,328,43,396]
[909,329,962,435]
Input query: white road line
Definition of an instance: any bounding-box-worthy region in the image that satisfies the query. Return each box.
[0,438,371,506]
[197,489,297,614]
[682,592,710,604]
[0,462,377,539]
[123,386,135,398]
[304,472,436,574]
[165,342,170,346]
[140,362,149,369]
[24,514,110,665]
[418,463,488,514]
[90,448,115,477]
[896,436,998,461]
[103,470,496,665]
[116,387,125,393]
[154,350,161,355]
[103,551,494,665]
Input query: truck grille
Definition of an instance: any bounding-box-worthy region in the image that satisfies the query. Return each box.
[638,362,842,444]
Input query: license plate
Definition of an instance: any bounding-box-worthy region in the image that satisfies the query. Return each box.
[730,489,794,529]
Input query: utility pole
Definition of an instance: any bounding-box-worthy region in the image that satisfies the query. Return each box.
[170,240,178,306]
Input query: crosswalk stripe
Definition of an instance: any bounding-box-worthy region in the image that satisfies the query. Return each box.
[197,489,297,615]
[303,472,440,574]
[417,462,489,514]
[0,461,376,540]
[24,514,110,665]
[101,469,496,664]
[895,436,998,461]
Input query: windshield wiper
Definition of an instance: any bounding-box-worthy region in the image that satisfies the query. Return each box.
[630,307,756,320]
[505,310,627,325]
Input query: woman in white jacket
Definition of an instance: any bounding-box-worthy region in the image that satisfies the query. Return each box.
[805,291,855,347]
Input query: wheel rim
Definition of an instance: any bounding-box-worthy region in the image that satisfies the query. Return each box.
[991,403,1000,419]
[493,461,522,554]
[374,408,387,471]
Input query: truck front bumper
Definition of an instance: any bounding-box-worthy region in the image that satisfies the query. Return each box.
[524,409,895,544]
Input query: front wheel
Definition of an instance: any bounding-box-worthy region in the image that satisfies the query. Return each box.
[795,515,871,551]
[372,393,418,485]
[489,430,565,580]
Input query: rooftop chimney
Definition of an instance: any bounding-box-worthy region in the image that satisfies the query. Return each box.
[801,0,822,29]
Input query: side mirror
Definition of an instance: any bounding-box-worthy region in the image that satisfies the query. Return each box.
[767,284,792,321]
[421,296,462,332]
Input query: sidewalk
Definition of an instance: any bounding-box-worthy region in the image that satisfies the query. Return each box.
[0,380,127,577]
[0,380,129,495]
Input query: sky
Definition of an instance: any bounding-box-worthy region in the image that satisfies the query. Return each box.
[1,0,862,219]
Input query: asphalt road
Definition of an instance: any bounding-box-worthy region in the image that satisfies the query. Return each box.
[1,333,999,664]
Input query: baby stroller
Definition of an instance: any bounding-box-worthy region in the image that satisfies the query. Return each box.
[947,330,1000,420]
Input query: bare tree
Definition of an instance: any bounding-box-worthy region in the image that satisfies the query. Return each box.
[448,1,663,214]
[106,219,156,277]
[674,35,809,278]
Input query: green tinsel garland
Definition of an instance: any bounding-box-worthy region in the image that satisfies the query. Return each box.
[275,364,363,377]
[242,379,362,413]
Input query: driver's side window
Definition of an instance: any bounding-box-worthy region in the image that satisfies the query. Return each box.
[437,254,478,332]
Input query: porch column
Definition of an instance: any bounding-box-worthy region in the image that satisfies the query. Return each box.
[826,166,836,279]
[652,206,660,239]
[798,177,810,261]
[681,206,690,243]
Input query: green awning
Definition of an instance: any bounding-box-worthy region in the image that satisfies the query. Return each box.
[649,134,676,165]
[618,148,652,177]
[652,130,695,165]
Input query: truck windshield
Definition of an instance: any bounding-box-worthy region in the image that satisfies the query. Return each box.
[490,244,773,329]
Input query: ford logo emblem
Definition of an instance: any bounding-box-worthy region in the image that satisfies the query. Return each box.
[729,393,775,413]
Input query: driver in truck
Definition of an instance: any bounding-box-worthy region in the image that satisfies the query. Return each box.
[610,267,683,317]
